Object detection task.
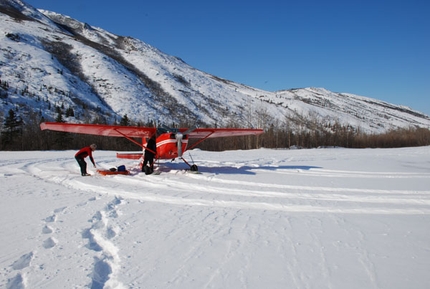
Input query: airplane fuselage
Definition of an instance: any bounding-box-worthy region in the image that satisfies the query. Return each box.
[156,133,188,159]
[116,132,188,160]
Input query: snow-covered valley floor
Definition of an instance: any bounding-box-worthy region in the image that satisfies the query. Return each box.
[1,147,430,289]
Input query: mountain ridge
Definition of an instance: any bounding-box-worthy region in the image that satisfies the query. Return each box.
[1,0,429,134]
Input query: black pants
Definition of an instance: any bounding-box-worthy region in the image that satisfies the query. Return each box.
[75,156,87,175]
[142,156,154,169]
[142,155,154,174]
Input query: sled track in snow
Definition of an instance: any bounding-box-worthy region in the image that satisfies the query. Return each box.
[20,154,430,215]
[2,149,430,289]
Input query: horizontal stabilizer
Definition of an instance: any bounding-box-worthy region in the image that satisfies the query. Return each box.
[116,152,143,160]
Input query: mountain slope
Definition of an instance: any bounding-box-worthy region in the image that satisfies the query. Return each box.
[1,0,429,134]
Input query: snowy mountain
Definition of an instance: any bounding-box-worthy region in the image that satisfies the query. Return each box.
[1,0,429,133]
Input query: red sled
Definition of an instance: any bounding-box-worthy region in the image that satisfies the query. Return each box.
[96,166,129,176]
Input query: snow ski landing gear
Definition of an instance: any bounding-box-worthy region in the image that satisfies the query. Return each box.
[180,154,199,173]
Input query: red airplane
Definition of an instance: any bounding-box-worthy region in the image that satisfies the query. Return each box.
[40,122,263,172]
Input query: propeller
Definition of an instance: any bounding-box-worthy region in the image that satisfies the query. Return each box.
[175,132,184,158]
[175,126,197,158]
[182,126,197,136]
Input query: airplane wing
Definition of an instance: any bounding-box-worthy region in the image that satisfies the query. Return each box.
[40,122,156,138]
[185,128,263,138]
[41,122,263,138]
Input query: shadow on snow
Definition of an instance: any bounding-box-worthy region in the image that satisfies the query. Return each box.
[155,162,322,175]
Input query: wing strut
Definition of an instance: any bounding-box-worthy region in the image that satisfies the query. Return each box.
[186,131,215,151]
[113,128,144,148]
[113,128,156,155]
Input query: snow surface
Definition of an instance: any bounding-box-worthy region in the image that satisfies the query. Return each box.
[1,147,430,288]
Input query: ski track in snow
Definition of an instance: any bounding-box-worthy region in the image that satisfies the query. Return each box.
[1,148,430,288]
[20,152,430,216]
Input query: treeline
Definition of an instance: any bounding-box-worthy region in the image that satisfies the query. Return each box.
[1,108,430,151]
[197,126,430,151]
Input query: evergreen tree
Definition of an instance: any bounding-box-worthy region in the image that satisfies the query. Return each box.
[65,107,74,117]
[55,110,65,122]
[120,114,130,126]
[1,109,23,149]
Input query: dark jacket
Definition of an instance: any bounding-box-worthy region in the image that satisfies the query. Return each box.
[144,137,157,158]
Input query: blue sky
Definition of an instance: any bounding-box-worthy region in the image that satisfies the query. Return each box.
[26,0,430,115]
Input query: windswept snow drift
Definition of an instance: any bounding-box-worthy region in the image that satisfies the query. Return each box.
[1,147,430,288]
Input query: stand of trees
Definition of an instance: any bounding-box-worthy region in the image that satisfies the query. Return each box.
[1,108,430,151]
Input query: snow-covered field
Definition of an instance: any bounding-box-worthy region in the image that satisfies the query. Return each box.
[1,147,430,289]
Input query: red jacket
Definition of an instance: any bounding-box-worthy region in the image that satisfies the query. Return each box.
[75,146,95,166]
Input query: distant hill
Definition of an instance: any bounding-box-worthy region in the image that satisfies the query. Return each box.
[1,0,429,136]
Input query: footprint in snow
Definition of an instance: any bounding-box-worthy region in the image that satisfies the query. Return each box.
[6,273,25,289]
[44,214,56,223]
[8,253,32,289]
[43,237,57,249]
[42,225,53,234]
[54,206,67,213]
[90,257,112,289]
[106,226,117,239]
[11,252,34,270]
